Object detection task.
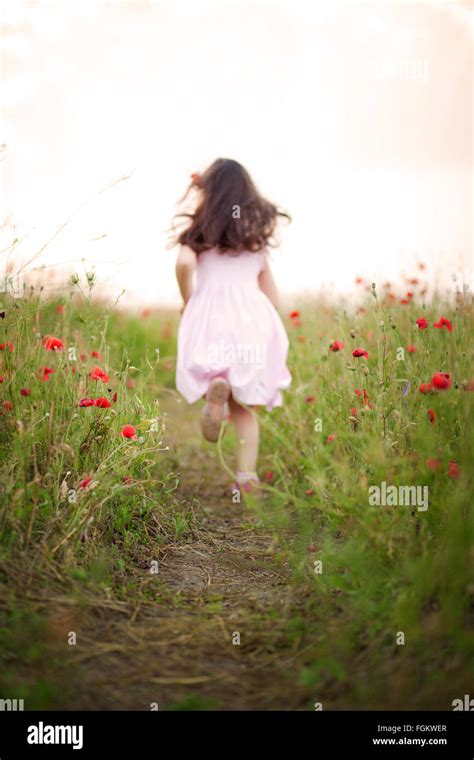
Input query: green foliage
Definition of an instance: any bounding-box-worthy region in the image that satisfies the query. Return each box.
[0,291,186,575]
[0,280,472,709]
[255,288,474,707]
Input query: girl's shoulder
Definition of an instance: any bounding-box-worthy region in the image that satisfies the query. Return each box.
[176,245,197,267]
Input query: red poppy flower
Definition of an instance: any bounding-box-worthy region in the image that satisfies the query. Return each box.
[419,382,433,395]
[448,461,459,479]
[407,278,419,286]
[355,277,364,285]
[406,345,416,353]
[350,407,357,416]
[95,397,111,408]
[0,375,4,383]
[90,350,102,359]
[416,318,428,330]
[262,470,275,483]
[400,298,410,305]
[121,424,137,439]
[90,366,110,383]
[330,340,345,352]
[326,434,335,443]
[352,348,368,359]
[297,335,306,343]
[78,477,93,489]
[433,316,452,332]
[305,395,315,404]
[427,408,436,424]
[55,303,66,314]
[289,310,300,319]
[37,366,54,381]
[427,458,440,471]
[80,353,88,362]
[305,489,315,496]
[43,336,64,351]
[79,397,96,407]
[432,372,451,391]
[406,291,414,298]
[161,322,172,339]
[3,400,13,411]
[20,388,31,396]
[122,476,133,484]
[0,341,14,351]
[112,391,118,403]
[355,388,362,397]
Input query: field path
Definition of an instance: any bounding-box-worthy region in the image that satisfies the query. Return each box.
[65,395,308,710]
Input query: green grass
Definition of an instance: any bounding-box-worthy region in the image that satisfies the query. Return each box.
[253,285,473,708]
[0,274,472,709]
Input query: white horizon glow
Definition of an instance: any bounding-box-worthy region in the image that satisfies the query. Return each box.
[1,0,472,306]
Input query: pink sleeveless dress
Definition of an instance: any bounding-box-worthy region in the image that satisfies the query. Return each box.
[176,248,291,410]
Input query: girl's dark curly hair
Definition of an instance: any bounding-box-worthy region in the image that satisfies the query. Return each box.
[172,158,290,255]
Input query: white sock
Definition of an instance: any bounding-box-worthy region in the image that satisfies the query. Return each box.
[236,471,259,483]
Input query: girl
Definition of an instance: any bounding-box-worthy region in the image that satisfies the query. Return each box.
[173,158,291,489]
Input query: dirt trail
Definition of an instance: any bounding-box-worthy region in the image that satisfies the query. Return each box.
[65,395,308,710]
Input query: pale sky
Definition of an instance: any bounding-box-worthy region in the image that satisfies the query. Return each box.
[1,0,473,305]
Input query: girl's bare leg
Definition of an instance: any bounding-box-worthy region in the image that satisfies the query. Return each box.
[228,395,259,478]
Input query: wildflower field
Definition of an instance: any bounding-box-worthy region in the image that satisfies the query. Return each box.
[0,272,472,710]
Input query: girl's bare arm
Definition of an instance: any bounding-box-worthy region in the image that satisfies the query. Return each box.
[175,246,197,304]
[258,253,279,309]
